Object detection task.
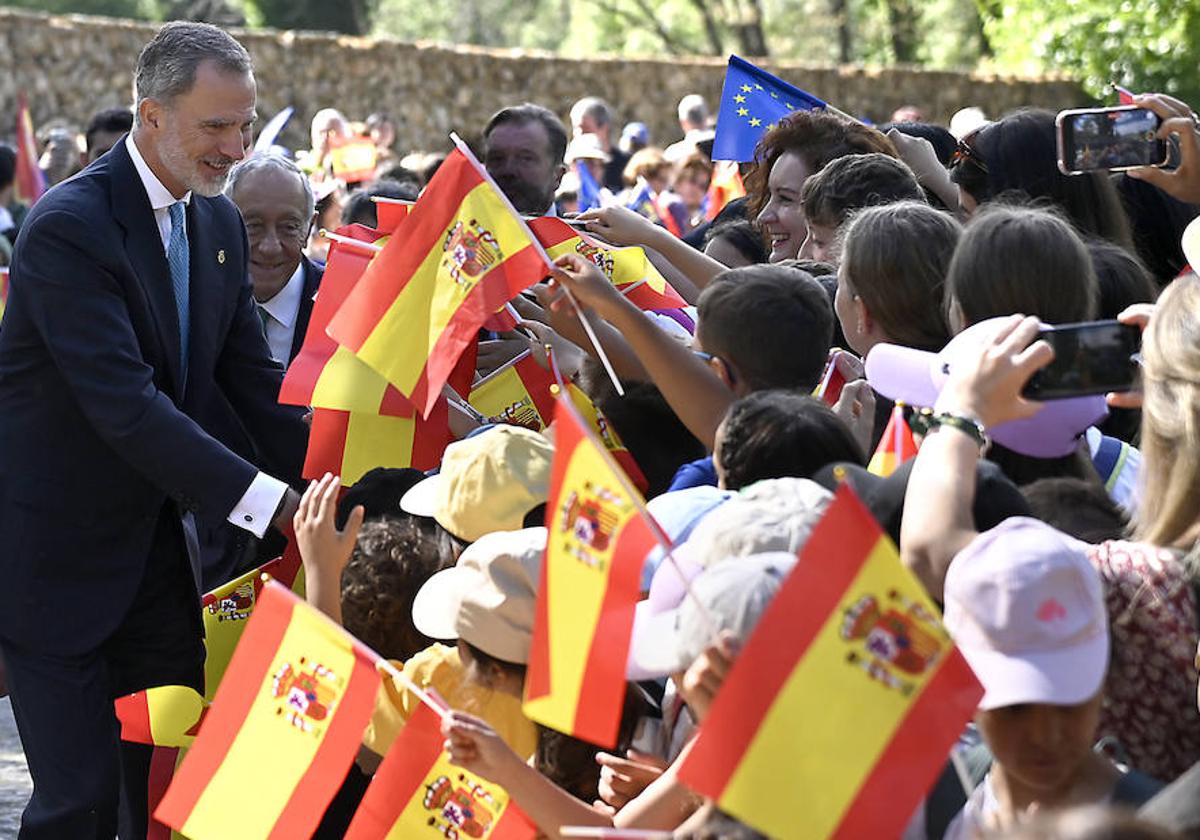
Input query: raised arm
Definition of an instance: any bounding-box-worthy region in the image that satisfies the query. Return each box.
[579,205,729,292]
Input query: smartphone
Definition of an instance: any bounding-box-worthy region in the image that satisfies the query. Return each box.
[1021,320,1141,400]
[1057,106,1167,175]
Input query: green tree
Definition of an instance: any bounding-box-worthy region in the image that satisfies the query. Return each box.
[979,0,1200,107]
[2,0,157,17]
[245,0,377,34]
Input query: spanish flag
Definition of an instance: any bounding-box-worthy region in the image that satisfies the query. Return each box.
[280,225,414,416]
[303,405,450,486]
[345,702,536,840]
[529,217,687,312]
[14,93,45,205]
[468,350,557,431]
[157,582,381,840]
[116,685,207,749]
[327,147,551,418]
[565,381,649,494]
[202,538,305,702]
[0,267,9,323]
[867,404,919,477]
[374,198,411,234]
[677,486,982,840]
[523,396,660,747]
[328,135,378,185]
[704,160,746,222]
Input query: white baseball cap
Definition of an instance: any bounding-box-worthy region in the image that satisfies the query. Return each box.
[944,518,1109,710]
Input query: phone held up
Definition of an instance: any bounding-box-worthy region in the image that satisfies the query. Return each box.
[1021,320,1142,401]
[1056,105,1168,176]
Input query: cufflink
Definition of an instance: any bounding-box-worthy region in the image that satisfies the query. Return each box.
[244,514,253,523]
[218,249,226,264]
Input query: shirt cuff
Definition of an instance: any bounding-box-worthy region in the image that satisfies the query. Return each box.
[227,472,288,538]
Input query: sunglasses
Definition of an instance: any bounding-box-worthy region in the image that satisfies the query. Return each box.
[694,350,738,387]
[950,127,988,174]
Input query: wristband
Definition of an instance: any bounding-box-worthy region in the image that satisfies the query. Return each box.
[922,408,990,452]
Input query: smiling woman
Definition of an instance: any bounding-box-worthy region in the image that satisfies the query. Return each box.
[742,110,898,263]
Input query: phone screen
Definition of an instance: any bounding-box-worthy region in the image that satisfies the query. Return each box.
[1060,107,1164,173]
[1022,321,1141,400]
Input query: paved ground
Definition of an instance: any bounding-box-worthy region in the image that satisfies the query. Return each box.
[0,697,31,835]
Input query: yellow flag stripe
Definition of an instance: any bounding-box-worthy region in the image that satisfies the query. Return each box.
[309,346,391,413]
[718,539,953,838]
[522,441,631,731]
[181,607,362,838]
[341,412,417,484]
[355,182,534,393]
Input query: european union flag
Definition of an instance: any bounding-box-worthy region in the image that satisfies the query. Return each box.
[712,55,828,162]
[575,160,603,212]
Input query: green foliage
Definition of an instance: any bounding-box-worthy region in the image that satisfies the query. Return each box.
[981,0,1200,106]
[3,0,157,18]
[244,0,376,34]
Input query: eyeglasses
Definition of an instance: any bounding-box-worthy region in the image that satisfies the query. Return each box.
[950,127,988,174]
[694,350,738,387]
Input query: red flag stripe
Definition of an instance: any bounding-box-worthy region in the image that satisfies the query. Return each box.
[268,653,381,839]
[528,217,578,248]
[117,692,153,745]
[679,488,880,795]
[404,248,550,417]
[146,746,180,840]
[572,519,656,745]
[830,651,981,839]
[343,702,444,839]
[331,154,483,346]
[154,595,296,822]
[303,409,353,480]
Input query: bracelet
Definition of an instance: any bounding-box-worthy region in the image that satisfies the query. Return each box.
[922,409,990,452]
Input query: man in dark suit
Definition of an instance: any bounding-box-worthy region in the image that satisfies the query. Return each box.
[0,22,307,838]
[226,151,322,368]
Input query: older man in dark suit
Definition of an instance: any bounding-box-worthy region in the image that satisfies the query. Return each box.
[0,22,306,838]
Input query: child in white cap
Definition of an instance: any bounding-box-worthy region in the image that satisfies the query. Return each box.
[942,518,1161,839]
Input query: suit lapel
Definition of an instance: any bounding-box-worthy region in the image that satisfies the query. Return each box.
[109,140,184,399]
[289,258,322,363]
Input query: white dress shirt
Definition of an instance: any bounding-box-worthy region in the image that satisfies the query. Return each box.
[257,263,305,366]
[126,134,287,538]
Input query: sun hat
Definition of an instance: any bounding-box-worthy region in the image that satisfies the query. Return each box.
[410,527,546,665]
[566,133,611,164]
[400,425,553,542]
[639,485,733,590]
[865,317,1109,458]
[943,517,1109,710]
[627,552,797,680]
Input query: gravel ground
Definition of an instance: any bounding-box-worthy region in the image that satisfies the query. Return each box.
[0,698,31,835]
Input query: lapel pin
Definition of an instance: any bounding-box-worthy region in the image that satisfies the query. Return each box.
[217,249,226,264]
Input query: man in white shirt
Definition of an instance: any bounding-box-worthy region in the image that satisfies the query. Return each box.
[0,23,307,838]
[226,152,321,367]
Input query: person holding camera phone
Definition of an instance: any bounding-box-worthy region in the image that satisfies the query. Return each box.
[900,274,1200,784]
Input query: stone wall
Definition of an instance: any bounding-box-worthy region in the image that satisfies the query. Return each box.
[0,6,1088,155]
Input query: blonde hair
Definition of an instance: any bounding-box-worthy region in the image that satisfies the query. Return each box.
[1134,273,1200,548]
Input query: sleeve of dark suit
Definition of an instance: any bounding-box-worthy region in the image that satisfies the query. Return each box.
[214,260,310,486]
[17,208,259,517]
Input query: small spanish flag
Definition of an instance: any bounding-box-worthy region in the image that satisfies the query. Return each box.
[374,198,412,235]
[201,538,305,702]
[116,685,207,749]
[0,267,9,323]
[468,350,558,431]
[303,404,451,486]
[344,702,537,839]
[704,160,746,222]
[328,135,378,184]
[14,93,45,205]
[523,396,660,747]
[327,146,551,418]
[529,217,687,312]
[867,404,919,477]
[280,226,415,416]
[677,486,982,840]
[565,381,649,494]
[156,582,381,840]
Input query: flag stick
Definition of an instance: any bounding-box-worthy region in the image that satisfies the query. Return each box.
[318,229,383,253]
[442,383,487,423]
[376,659,451,721]
[618,278,648,298]
[448,132,625,397]
[369,195,415,206]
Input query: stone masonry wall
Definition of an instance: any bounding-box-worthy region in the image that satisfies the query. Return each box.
[0,7,1088,155]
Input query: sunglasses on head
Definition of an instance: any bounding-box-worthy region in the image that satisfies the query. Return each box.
[950,127,988,174]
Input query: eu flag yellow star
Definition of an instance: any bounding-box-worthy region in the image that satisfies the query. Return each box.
[737,107,749,117]
[754,83,764,90]
[748,117,762,127]
[734,94,746,103]
[741,84,753,92]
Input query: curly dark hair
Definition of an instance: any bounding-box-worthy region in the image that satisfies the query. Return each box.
[339,517,456,662]
[799,152,924,228]
[743,110,898,220]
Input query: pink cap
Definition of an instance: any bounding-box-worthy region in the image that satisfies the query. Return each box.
[865,318,1109,458]
[944,518,1108,710]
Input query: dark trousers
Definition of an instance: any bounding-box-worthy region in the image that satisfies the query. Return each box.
[1,507,205,839]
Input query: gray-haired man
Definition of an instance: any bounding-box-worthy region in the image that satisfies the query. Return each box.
[0,22,307,837]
